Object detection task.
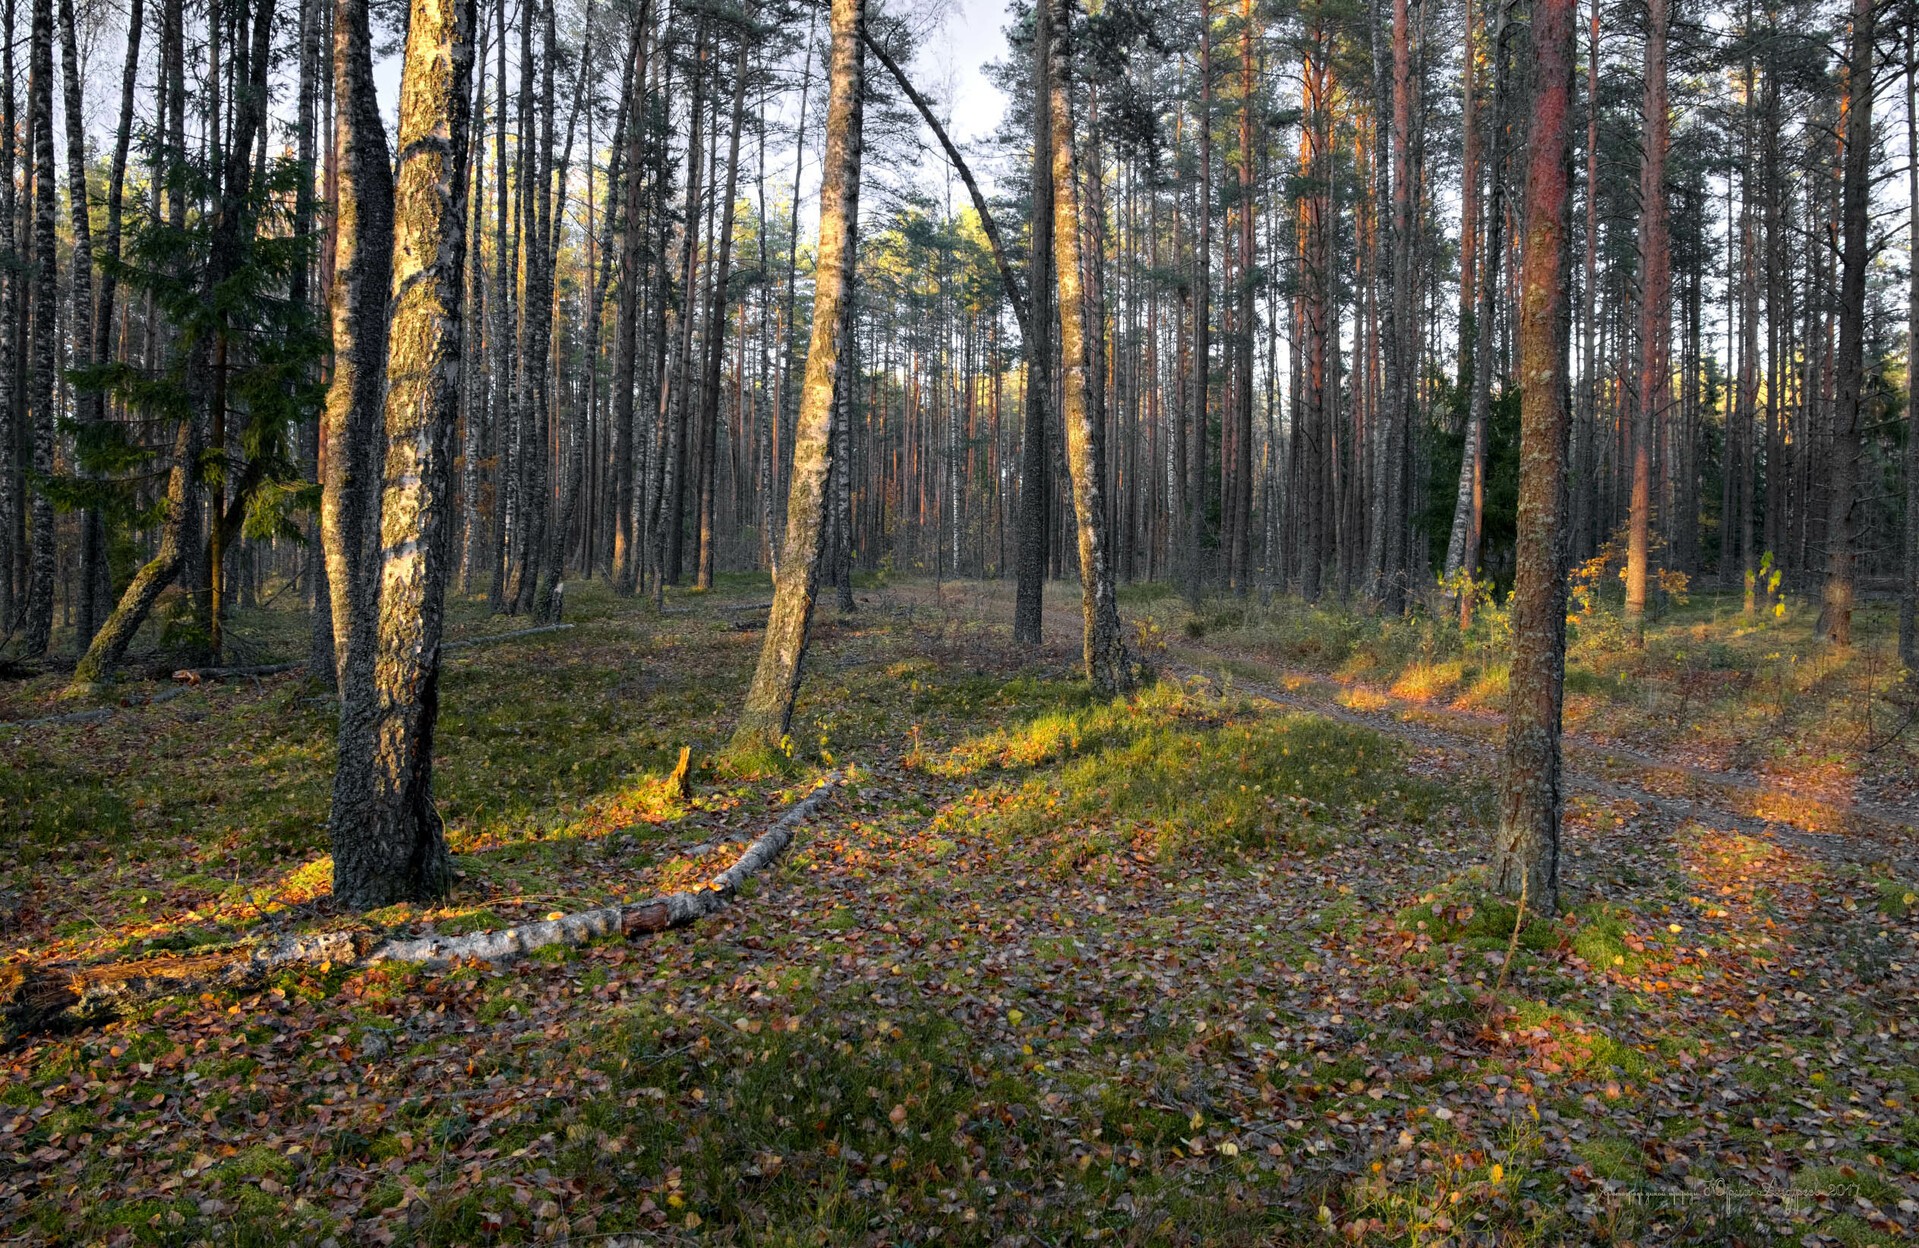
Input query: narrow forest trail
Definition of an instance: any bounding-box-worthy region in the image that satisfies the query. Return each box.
[999,585,1917,882]
[1166,648,1919,878]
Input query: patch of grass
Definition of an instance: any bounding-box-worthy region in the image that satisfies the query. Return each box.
[945,682,1449,867]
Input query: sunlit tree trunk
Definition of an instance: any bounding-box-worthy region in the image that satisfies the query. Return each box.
[1494,0,1575,917]
[733,0,864,752]
[319,0,394,697]
[1623,0,1668,641]
[1047,0,1131,695]
[328,0,478,909]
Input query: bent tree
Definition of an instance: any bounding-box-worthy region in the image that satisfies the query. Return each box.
[1494,0,1576,916]
[328,0,479,909]
[732,0,866,753]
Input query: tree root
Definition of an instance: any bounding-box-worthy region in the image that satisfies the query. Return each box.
[2,772,837,1044]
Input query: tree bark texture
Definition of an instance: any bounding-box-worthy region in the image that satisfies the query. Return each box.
[732,0,864,752]
[327,0,478,910]
[1494,0,1575,917]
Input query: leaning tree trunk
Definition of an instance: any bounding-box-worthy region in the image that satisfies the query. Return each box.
[1823,0,1873,649]
[731,0,865,753]
[327,0,478,910]
[69,423,201,689]
[1493,0,1575,918]
[1046,0,1132,696]
[319,0,395,696]
[73,0,273,688]
[1623,0,1668,641]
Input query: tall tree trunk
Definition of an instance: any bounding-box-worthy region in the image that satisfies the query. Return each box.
[328,0,478,909]
[732,0,864,752]
[19,0,55,657]
[1048,0,1132,694]
[1903,21,1919,674]
[655,24,708,599]
[1493,0,1575,916]
[697,33,750,591]
[522,0,561,620]
[1229,0,1255,595]
[319,0,394,695]
[1442,9,1507,624]
[1187,0,1211,604]
[1823,0,1872,648]
[1623,0,1668,640]
[1013,0,1054,645]
[57,0,101,649]
[86,0,144,646]
[0,0,15,639]
[611,1,651,593]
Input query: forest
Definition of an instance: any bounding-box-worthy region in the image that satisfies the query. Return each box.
[2,0,1918,1238]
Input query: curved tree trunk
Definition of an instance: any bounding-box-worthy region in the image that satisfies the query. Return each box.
[732,0,865,752]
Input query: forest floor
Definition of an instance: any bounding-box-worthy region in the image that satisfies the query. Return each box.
[2,576,1917,1246]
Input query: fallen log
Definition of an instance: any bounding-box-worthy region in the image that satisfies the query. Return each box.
[2,773,837,1042]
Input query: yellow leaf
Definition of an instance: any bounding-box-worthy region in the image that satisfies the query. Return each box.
[1491,1163,1504,1183]
[547,911,565,921]
[1218,1140,1240,1157]
[1007,1009,1024,1025]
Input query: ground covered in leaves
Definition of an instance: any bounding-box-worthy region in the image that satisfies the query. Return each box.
[3,579,1917,1246]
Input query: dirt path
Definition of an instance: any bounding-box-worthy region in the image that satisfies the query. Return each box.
[968,585,1918,879]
